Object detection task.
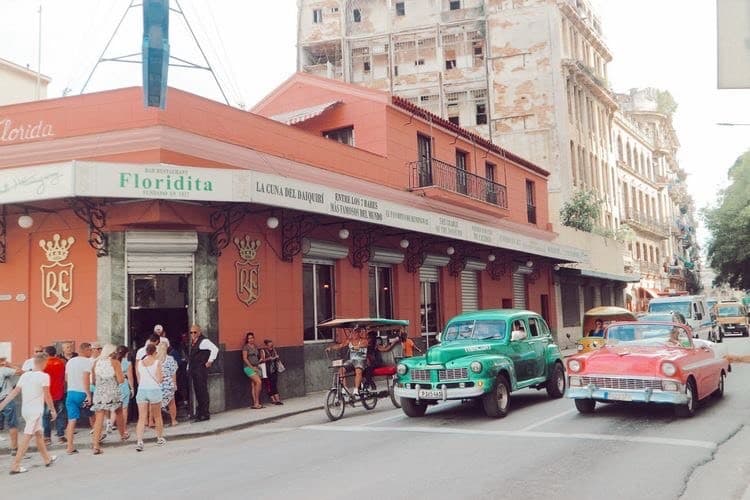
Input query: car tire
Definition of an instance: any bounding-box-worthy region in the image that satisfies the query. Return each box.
[574,399,596,414]
[675,379,697,418]
[546,362,566,399]
[744,328,749,338]
[400,398,427,418]
[482,374,511,418]
[714,372,726,398]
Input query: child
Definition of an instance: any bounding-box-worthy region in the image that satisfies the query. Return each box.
[0,353,57,474]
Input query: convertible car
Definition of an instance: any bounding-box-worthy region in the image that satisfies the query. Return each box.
[566,322,729,417]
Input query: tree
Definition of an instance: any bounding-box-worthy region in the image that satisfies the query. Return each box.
[704,150,750,289]
[656,89,678,117]
[560,189,601,233]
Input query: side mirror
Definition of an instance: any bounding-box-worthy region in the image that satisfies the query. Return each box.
[511,330,527,341]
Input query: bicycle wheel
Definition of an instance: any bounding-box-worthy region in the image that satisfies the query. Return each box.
[389,379,402,409]
[361,386,378,410]
[324,388,345,421]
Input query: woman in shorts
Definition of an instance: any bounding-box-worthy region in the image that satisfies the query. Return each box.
[134,344,165,451]
[242,332,263,409]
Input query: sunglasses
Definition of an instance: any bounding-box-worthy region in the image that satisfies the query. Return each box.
[190,331,199,334]
[34,350,43,353]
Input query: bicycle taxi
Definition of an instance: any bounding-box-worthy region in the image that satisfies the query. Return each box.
[319,317,409,421]
[577,306,637,353]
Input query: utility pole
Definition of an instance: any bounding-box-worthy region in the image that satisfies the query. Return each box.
[36,3,42,100]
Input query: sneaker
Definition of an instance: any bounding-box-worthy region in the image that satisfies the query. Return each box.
[105,422,113,434]
[45,456,57,467]
[156,437,167,446]
[135,441,144,452]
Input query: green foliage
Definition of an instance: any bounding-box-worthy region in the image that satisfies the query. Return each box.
[704,150,750,289]
[560,189,602,233]
[656,90,678,117]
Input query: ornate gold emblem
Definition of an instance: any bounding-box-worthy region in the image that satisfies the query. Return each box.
[39,234,75,312]
[234,235,260,306]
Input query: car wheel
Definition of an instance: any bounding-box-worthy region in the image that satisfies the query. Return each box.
[389,380,401,409]
[574,399,596,414]
[400,398,427,418]
[482,374,511,418]
[714,372,726,398]
[546,362,566,399]
[675,379,697,418]
[744,328,749,338]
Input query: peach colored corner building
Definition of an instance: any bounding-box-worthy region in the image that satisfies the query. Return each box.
[0,76,584,410]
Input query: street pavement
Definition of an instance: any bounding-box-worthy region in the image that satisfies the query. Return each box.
[3,342,750,499]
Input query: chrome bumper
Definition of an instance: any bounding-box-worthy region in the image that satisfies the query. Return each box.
[566,385,688,405]
[394,385,485,401]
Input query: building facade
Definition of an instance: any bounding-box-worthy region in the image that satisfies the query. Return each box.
[0,57,50,106]
[297,0,700,325]
[0,78,583,410]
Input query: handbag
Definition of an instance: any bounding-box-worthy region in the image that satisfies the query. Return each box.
[259,362,268,379]
[276,359,286,373]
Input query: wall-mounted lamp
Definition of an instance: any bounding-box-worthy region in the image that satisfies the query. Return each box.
[266,216,279,230]
[17,214,34,229]
[399,238,410,249]
[525,260,534,268]
[553,264,561,271]
[487,254,496,262]
[446,246,455,256]
[338,228,350,240]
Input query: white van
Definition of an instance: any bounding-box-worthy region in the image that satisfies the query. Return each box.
[647,295,720,342]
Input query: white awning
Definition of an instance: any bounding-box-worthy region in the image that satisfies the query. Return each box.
[270,101,341,125]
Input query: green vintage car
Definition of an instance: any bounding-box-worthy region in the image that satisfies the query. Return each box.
[395,309,566,418]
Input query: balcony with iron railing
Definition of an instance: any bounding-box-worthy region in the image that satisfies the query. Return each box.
[408,158,509,213]
[621,207,669,238]
[639,261,662,276]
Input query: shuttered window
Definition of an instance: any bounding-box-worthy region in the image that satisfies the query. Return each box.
[460,270,478,312]
[512,272,526,309]
[125,231,197,275]
[562,283,581,327]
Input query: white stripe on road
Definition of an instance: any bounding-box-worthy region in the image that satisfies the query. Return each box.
[520,409,576,431]
[300,424,716,450]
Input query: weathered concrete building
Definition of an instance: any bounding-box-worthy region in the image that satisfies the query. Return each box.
[0,57,50,106]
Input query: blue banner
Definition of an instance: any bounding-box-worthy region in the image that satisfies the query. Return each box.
[142,0,170,108]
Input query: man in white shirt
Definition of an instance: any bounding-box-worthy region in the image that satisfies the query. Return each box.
[0,353,57,474]
[188,325,219,421]
[22,345,45,372]
[63,343,93,455]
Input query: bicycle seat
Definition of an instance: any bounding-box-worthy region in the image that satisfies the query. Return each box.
[372,366,397,377]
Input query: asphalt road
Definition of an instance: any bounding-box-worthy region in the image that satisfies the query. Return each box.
[4,338,750,500]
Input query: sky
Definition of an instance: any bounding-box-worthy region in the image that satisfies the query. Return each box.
[0,0,748,244]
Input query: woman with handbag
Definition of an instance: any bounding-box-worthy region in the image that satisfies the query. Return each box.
[242,332,263,409]
[260,339,284,405]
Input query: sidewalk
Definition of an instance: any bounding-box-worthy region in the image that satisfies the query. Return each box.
[0,391,326,453]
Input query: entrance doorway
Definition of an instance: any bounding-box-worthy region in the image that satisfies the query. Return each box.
[128,274,190,352]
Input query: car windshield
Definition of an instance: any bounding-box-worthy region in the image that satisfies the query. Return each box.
[718,306,743,317]
[638,313,674,322]
[606,323,692,348]
[442,320,507,342]
[649,301,691,318]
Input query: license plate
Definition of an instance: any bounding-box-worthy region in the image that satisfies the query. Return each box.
[418,389,443,399]
[607,392,632,402]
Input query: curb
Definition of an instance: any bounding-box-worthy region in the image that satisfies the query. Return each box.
[0,404,323,454]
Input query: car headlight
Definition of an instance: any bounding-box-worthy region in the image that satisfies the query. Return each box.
[661,362,677,377]
[397,363,408,376]
[577,344,584,351]
[568,359,581,373]
[569,376,582,387]
[470,361,483,373]
[661,380,679,392]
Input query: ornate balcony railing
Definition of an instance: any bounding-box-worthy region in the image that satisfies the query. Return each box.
[622,207,669,238]
[409,158,508,209]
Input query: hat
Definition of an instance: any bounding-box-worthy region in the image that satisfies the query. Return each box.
[154,324,164,333]
[91,342,102,349]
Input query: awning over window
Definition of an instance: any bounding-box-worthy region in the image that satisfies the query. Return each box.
[270,101,341,125]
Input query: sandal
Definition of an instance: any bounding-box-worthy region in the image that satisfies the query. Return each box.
[67,449,79,455]
[93,448,103,455]
[9,467,28,475]
[45,456,57,467]
[121,432,130,441]
[251,405,264,409]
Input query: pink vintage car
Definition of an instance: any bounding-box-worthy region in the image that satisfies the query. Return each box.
[566,322,729,417]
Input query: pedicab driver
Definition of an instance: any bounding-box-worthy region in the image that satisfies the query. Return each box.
[326,327,369,396]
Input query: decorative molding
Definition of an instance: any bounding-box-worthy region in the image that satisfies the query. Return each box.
[39,233,75,312]
[448,252,468,277]
[487,259,512,281]
[209,204,245,257]
[405,238,430,273]
[233,235,261,307]
[68,198,108,257]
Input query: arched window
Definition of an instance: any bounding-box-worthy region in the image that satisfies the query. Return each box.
[617,136,623,161]
[626,144,632,166]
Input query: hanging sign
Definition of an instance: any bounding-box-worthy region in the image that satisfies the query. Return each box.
[234,235,260,307]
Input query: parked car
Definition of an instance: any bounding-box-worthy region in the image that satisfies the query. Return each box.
[647,295,719,342]
[394,309,566,419]
[566,321,729,417]
[714,301,750,337]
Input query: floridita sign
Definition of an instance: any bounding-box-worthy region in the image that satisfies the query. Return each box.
[0,118,54,144]
[1,161,588,263]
